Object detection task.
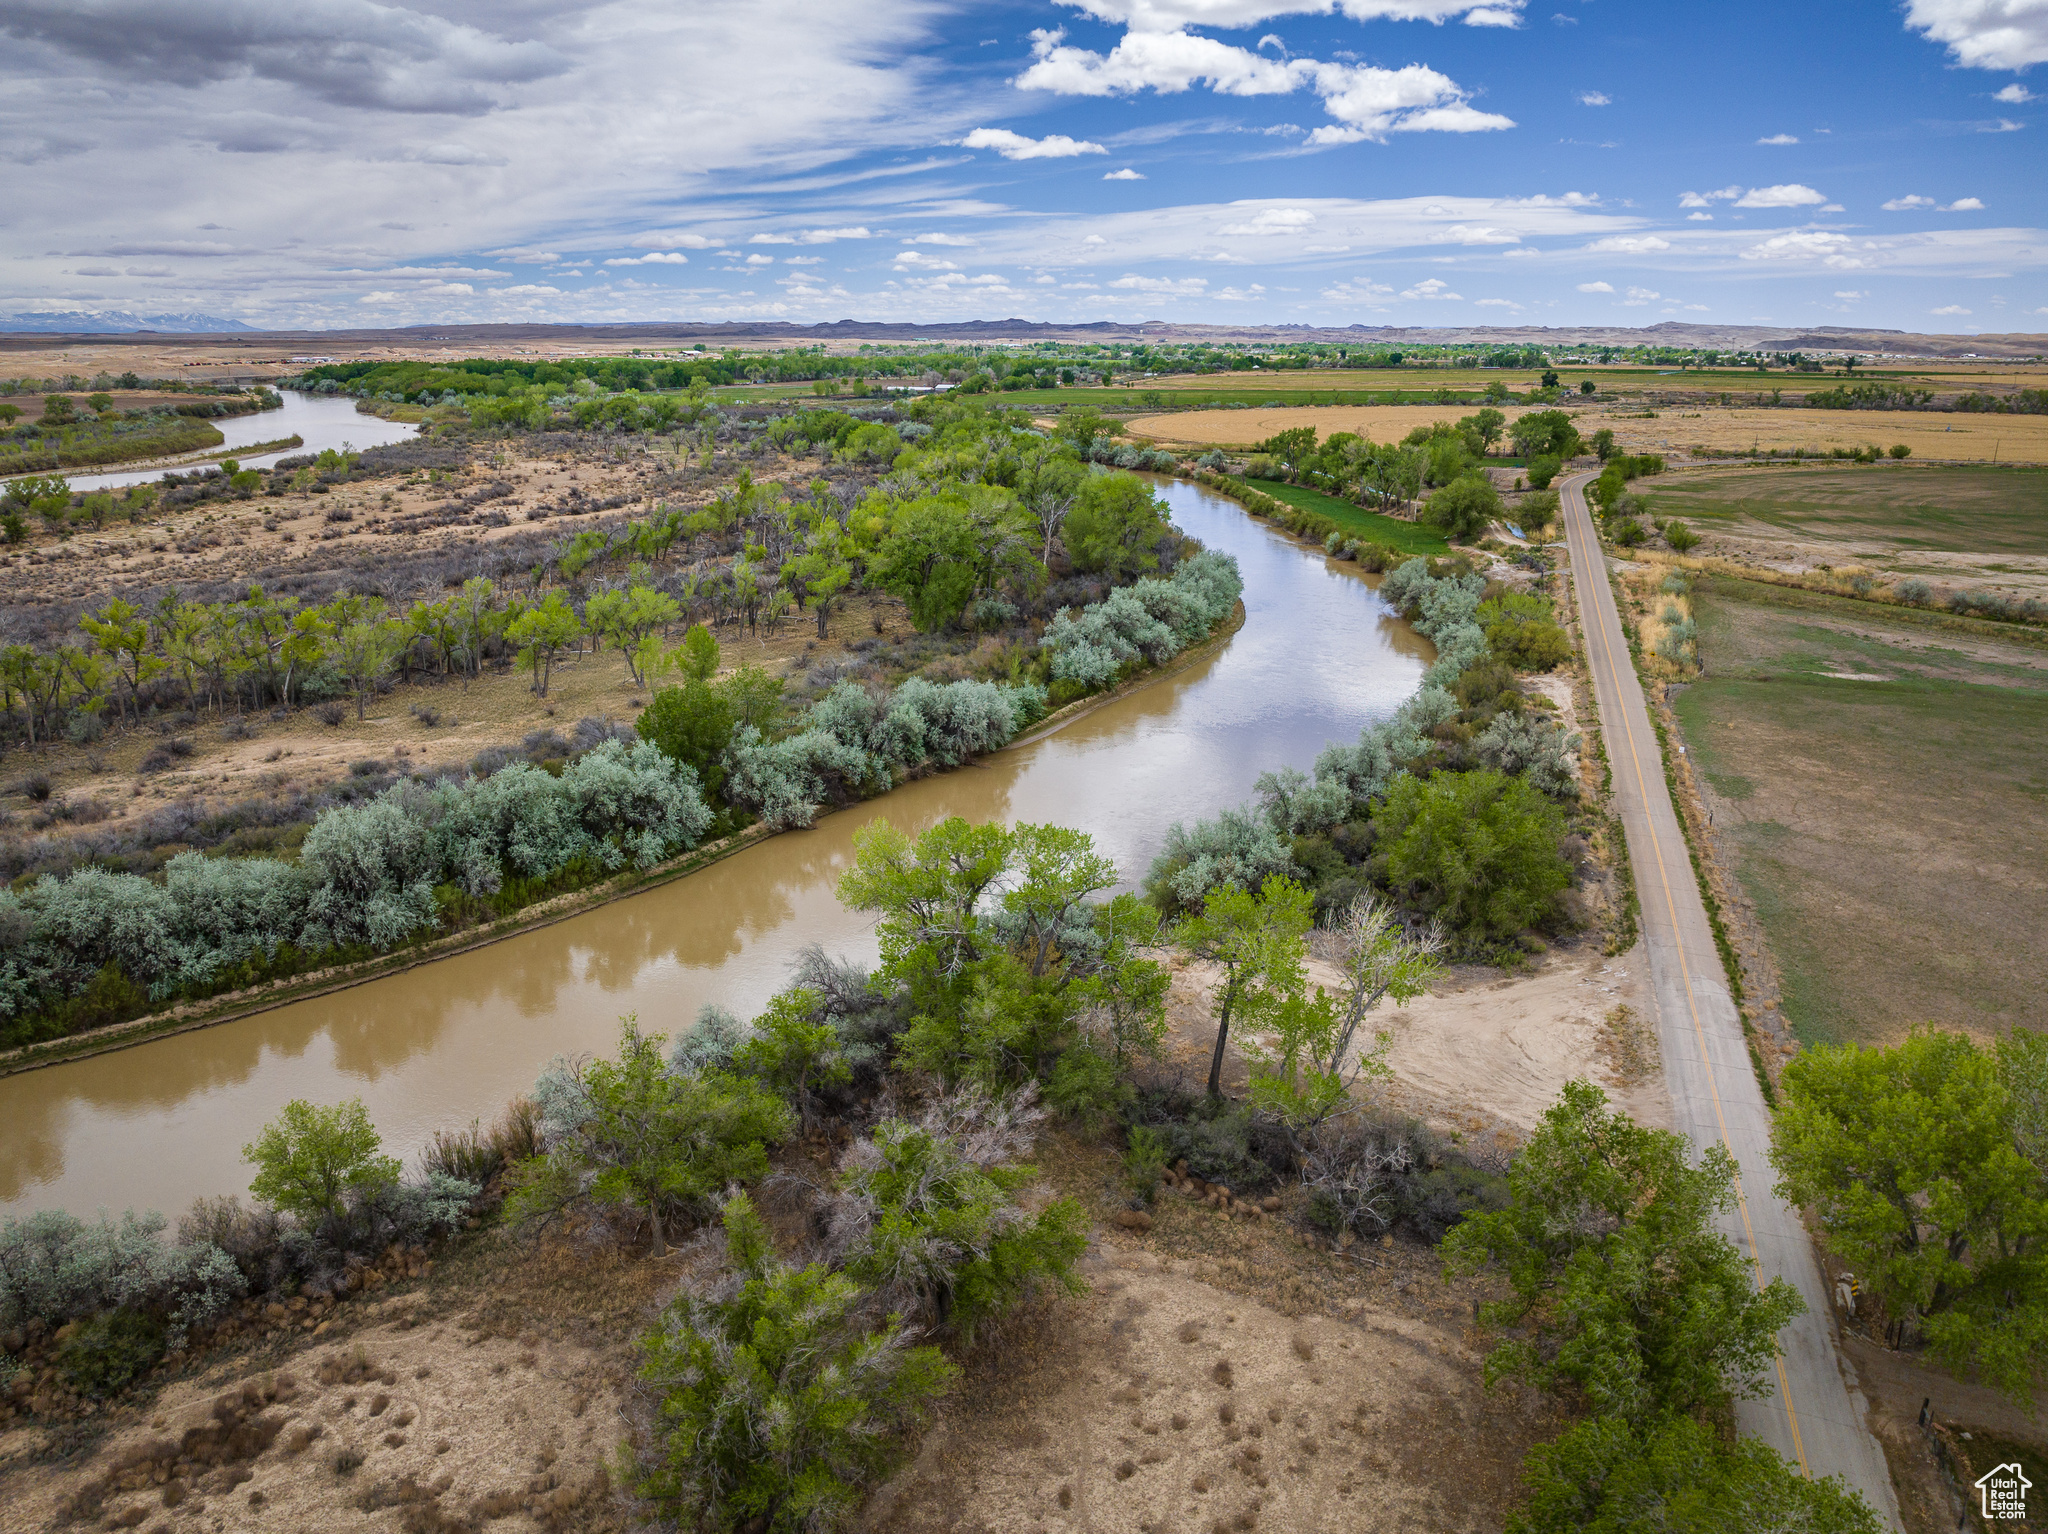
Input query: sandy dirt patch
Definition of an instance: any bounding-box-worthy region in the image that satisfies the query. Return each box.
[1160,939,1666,1141]
[863,1239,1565,1534]
[0,1292,623,1534]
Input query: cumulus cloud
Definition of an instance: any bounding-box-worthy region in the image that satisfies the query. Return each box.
[1679,186,1742,207]
[499,284,560,294]
[1755,132,1799,145]
[1740,230,1867,267]
[1321,278,1392,302]
[1473,296,1520,308]
[1576,280,1613,292]
[1945,196,1986,210]
[1984,116,2027,130]
[1399,276,1460,298]
[628,232,717,249]
[1995,82,2036,101]
[1834,289,1865,298]
[1017,23,1512,143]
[1622,285,1659,305]
[1903,0,2048,69]
[1104,166,1147,178]
[904,232,976,245]
[603,251,689,265]
[1736,183,1828,207]
[1108,273,1208,294]
[1687,211,1713,221]
[1584,234,1670,253]
[960,126,1107,158]
[1882,194,1937,211]
[1577,90,1610,105]
[1931,303,1972,314]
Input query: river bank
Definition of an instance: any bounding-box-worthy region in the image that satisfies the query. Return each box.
[0,477,1428,1221]
[0,598,1249,1080]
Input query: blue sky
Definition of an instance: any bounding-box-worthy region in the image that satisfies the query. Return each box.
[2,0,2043,333]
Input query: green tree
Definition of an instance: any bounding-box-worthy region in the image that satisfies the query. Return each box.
[1509,1412,1882,1534]
[637,680,738,798]
[1422,472,1501,541]
[1054,407,1112,458]
[1465,407,1507,451]
[1378,770,1571,945]
[784,527,854,639]
[1664,520,1700,554]
[321,593,405,720]
[1064,472,1167,581]
[1591,428,1617,461]
[733,987,850,1130]
[1771,1028,2048,1403]
[86,392,115,416]
[1511,409,1583,461]
[1176,874,1315,1098]
[505,589,584,697]
[635,1192,956,1532]
[870,497,978,631]
[41,394,73,423]
[79,597,164,724]
[585,584,679,684]
[243,1097,400,1230]
[837,816,1013,1018]
[511,1017,791,1254]
[1445,1080,1805,1422]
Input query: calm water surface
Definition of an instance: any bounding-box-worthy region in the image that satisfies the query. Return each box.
[0,478,1430,1219]
[62,391,421,492]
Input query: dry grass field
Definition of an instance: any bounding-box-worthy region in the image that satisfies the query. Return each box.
[1124,398,2048,463]
[1669,572,2048,1046]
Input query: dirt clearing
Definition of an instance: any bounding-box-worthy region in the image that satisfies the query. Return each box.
[1127,404,1537,449]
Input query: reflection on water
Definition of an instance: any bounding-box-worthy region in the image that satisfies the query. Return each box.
[0,479,1431,1218]
[61,391,421,492]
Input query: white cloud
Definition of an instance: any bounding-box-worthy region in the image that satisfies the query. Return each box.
[629,232,716,250]
[745,253,775,265]
[488,248,559,263]
[1740,231,1866,267]
[1584,234,1670,253]
[1399,276,1461,299]
[603,251,689,265]
[1109,273,1208,294]
[1084,233,1108,244]
[1736,183,1828,207]
[893,250,959,270]
[786,255,824,265]
[1755,132,1799,145]
[499,284,560,295]
[1679,185,1742,207]
[1904,0,2048,70]
[1576,280,1614,292]
[1834,289,1865,298]
[1501,246,1540,257]
[1622,285,1659,305]
[904,232,976,245]
[799,226,871,242]
[1882,194,1937,211]
[1931,303,1972,314]
[1985,116,2027,130]
[1321,278,1392,303]
[1474,296,1521,308]
[1304,242,1352,252]
[1995,83,2037,101]
[1945,196,1987,210]
[1018,24,1512,143]
[1820,203,1845,212]
[358,291,404,305]
[1220,206,1317,234]
[748,233,796,244]
[1104,167,1147,178]
[960,126,1107,158]
[1577,90,1610,105]
[1215,283,1268,300]
[1687,211,1713,221]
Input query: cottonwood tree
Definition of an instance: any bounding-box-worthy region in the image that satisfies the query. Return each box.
[511,1016,790,1255]
[1446,1079,1803,1423]
[506,590,584,697]
[1176,874,1315,1099]
[242,1098,400,1233]
[1771,1028,2048,1403]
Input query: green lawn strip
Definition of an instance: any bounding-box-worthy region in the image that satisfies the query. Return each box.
[1217,476,1450,556]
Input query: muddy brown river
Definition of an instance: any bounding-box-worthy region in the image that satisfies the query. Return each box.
[0,479,1430,1220]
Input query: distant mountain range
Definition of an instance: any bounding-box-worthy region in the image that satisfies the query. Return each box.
[0,314,2039,358]
[2,311,255,334]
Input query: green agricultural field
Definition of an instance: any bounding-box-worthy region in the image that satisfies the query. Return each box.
[1670,573,2048,1045]
[1225,476,1450,557]
[1644,464,2048,560]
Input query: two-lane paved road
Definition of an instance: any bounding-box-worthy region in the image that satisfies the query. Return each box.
[1557,470,1901,1523]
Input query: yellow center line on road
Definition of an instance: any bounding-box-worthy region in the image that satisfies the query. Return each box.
[1563,475,1812,1477]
